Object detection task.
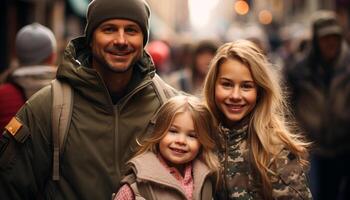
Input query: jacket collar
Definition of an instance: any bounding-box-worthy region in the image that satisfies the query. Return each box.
[128,151,211,199]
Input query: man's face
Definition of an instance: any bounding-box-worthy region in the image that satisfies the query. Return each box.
[318,34,341,62]
[90,19,144,73]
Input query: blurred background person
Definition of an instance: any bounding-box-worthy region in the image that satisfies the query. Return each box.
[0,23,57,129]
[278,23,311,72]
[146,40,171,77]
[166,39,219,96]
[285,10,350,200]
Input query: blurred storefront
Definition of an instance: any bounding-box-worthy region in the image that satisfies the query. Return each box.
[1,0,348,73]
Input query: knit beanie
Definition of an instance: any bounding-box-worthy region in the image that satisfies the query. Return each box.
[312,10,343,38]
[84,0,151,46]
[15,23,57,65]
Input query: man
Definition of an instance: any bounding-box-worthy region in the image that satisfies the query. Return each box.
[285,10,350,200]
[0,0,176,199]
[0,23,57,129]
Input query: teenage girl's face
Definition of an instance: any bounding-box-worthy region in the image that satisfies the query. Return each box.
[159,111,200,169]
[214,58,257,127]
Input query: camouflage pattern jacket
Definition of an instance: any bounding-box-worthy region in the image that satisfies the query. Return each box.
[215,125,312,200]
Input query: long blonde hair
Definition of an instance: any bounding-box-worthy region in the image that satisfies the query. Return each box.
[203,40,309,199]
[135,95,220,183]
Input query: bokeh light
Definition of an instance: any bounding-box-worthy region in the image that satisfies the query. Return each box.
[258,10,273,25]
[234,0,250,15]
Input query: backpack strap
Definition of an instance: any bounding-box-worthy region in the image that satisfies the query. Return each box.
[151,74,176,105]
[51,79,73,181]
[148,74,177,128]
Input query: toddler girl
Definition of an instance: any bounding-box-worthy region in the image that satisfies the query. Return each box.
[114,95,219,200]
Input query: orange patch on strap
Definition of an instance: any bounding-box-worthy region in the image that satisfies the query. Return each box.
[5,117,23,136]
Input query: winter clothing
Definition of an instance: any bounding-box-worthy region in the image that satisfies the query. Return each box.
[287,41,350,156]
[0,22,57,132]
[313,10,342,38]
[215,124,312,200]
[0,83,25,129]
[285,10,350,200]
[0,65,56,129]
[15,23,57,65]
[85,0,150,45]
[10,65,57,99]
[0,36,176,200]
[117,151,214,200]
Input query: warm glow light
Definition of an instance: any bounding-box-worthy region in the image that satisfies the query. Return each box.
[234,0,249,15]
[259,10,273,25]
[188,0,219,29]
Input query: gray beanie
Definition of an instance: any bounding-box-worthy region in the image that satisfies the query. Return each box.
[84,0,151,46]
[15,23,57,65]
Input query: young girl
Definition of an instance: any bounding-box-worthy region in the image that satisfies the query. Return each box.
[203,40,312,200]
[113,95,219,200]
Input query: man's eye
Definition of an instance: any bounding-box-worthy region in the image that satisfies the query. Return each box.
[102,27,115,33]
[125,27,137,33]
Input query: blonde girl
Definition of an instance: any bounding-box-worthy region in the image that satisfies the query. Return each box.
[114,95,219,200]
[203,40,312,199]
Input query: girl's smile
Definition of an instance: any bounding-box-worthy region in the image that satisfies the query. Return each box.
[159,111,200,170]
[214,58,257,127]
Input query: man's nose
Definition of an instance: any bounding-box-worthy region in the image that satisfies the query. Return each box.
[113,30,128,45]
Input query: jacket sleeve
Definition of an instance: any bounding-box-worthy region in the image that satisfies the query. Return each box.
[113,184,135,200]
[272,151,313,200]
[0,87,52,199]
[118,172,146,200]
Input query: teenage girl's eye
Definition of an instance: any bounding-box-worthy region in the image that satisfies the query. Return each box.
[241,82,255,90]
[221,81,233,88]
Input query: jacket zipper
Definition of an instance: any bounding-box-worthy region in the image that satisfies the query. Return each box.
[113,79,152,179]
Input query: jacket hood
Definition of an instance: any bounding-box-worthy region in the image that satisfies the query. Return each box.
[10,65,57,99]
[56,36,156,107]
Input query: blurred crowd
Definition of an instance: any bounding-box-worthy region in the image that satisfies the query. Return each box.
[1,6,350,200]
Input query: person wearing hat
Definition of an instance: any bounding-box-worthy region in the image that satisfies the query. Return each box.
[0,23,57,129]
[0,0,177,199]
[285,10,350,200]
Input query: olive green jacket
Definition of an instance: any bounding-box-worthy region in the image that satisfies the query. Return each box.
[0,37,175,200]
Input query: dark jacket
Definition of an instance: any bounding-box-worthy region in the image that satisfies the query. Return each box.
[0,37,176,200]
[286,40,350,156]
